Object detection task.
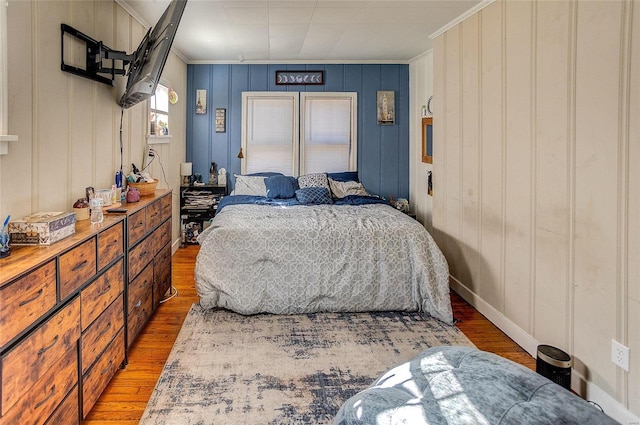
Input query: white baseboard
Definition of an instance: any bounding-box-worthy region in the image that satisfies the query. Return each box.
[450,277,640,425]
[449,278,539,356]
[171,238,181,255]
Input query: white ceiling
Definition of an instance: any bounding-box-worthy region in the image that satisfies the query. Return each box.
[119,0,481,63]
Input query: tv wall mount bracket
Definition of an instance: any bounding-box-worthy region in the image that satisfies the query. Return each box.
[60,23,138,86]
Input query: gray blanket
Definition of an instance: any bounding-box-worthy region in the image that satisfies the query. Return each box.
[195,203,453,324]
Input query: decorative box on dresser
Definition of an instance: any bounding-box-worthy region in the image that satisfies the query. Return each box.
[0,189,173,425]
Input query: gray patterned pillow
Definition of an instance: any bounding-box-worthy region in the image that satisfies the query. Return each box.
[233,174,267,196]
[295,187,333,204]
[297,173,329,190]
[328,178,369,199]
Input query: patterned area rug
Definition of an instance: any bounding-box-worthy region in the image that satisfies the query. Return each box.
[140,304,474,425]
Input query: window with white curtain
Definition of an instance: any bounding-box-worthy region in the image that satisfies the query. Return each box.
[242,92,299,175]
[241,91,357,176]
[148,83,171,140]
[300,93,357,174]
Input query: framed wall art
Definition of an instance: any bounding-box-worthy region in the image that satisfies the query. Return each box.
[195,89,207,114]
[215,108,226,133]
[275,70,324,85]
[421,117,433,164]
[377,90,395,125]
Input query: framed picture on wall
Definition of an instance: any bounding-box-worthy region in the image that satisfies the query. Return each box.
[422,117,433,164]
[275,70,324,85]
[377,91,395,125]
[215,108,226,133]
[196,89,207,114]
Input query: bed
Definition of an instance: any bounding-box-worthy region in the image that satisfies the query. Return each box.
[194,172,453,324]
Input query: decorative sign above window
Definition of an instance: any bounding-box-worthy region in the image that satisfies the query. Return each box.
[275,71,324,85]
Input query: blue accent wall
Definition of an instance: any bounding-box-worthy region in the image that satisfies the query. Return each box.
[186,64,409,199]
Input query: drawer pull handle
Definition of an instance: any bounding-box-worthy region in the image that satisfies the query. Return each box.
[106,240,119,248]
[34,385,56,409]
[140,251,148,258]
[19,288,44,306]
[37,335,59,355]
[101,359,114,375]
[98,321,112,338]
[72,259,88,272]
[98,283,112,296]
[134,300,142,308]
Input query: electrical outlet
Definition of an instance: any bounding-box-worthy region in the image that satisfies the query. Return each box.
[611,339,630,371]
[142,145,154,169]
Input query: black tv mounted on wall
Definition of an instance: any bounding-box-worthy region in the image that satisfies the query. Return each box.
[61,0,186,109]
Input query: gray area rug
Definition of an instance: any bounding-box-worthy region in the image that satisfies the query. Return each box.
[139,304,474,425]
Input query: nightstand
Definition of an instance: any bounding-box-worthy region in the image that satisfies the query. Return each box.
[180,184,227,245]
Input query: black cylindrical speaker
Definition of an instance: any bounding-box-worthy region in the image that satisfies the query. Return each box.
[536,344,572,390]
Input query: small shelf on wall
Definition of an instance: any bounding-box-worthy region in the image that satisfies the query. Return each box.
[0,135,18,155]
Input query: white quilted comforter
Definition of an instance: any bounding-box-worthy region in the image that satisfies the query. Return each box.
[194,203,453,324]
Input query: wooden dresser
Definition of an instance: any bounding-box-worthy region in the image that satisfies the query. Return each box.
[119,190,173,349]
[0,189,172,425]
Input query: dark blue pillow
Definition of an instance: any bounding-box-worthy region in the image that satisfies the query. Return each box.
[295,187,333,205]
[327,171,359,182]
[265,175,298,199]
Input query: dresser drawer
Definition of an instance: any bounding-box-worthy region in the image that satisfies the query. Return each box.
[127,264,153,347]
[146,199,163,231]
[81,259,124,331]
[60,238,97,300]
[44,385,79,425]
[151,219,171,256]
[128,237,152,281]
[81,294,124,375]
[128,263,153,316]
[0,346,77,425]
[160,193,172,221]
[128,209,146,248]
[1,297,81,415]
[97,222,123,271]
[0,260,56,348]
[82,328,124,418]
[153,243,172,307]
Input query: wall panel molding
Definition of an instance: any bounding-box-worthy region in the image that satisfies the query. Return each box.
[433,0,639,419]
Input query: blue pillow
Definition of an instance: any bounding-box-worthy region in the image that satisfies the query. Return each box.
[327,171,359,182]
[295,187,333,205]
[265,175,298,199]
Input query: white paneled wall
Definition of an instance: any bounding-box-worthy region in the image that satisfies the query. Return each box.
[433,0,639,419]
[409,51,434,231]
[1,0,186,250]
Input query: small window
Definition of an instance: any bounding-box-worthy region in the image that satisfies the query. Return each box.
[149,84,170,139]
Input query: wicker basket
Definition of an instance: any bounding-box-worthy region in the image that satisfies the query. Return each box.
[127,179,158,196]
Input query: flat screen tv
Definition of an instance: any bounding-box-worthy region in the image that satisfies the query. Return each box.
[119,0,187,109]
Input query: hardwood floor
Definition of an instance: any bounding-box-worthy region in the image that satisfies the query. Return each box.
[82,244,536,424]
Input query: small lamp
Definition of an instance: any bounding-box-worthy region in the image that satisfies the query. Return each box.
[180,162,192,185]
